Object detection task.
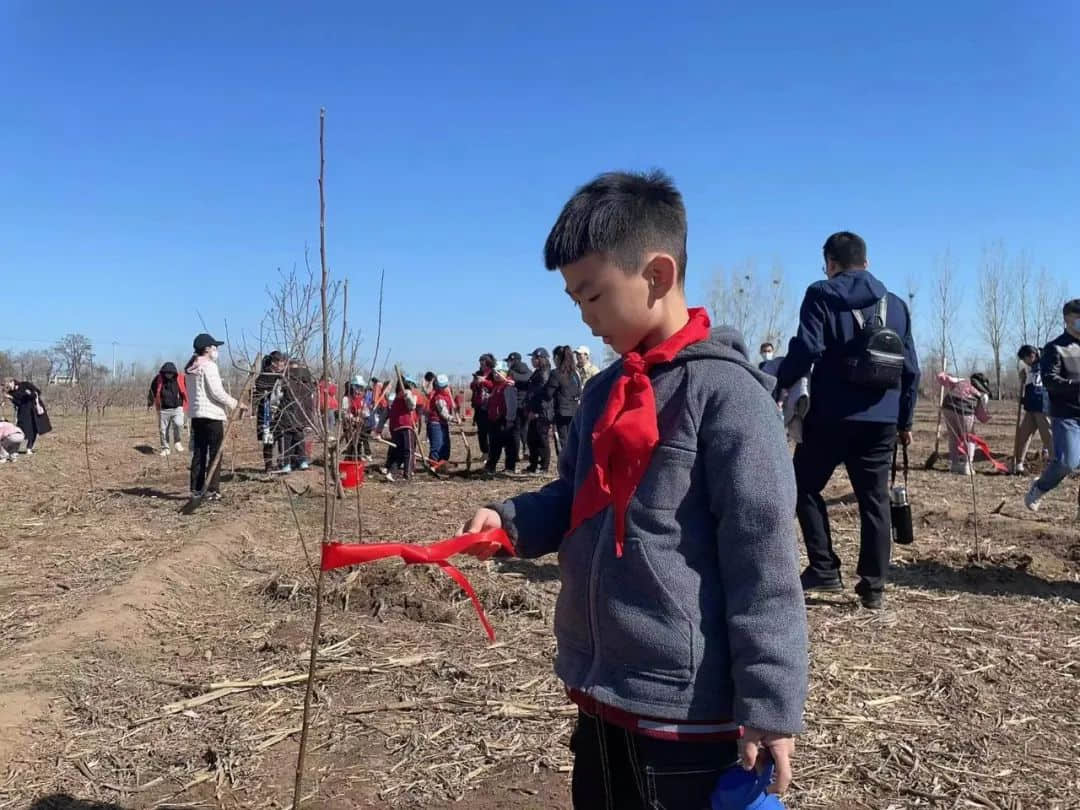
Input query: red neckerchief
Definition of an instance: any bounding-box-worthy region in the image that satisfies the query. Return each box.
[568,307,712,557]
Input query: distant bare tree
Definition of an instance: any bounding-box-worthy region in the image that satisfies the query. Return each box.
[14,350,52,382]
[1034,267,1067,348]
[709,259,792,349]
[933,250,960,376]
[1012,251,1035,349]
[52,333,93,382]
[977,241,1012,398]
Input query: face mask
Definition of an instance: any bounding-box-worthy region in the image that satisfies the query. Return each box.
[761,351,774,361]
[1072,318,1080,332]
[209,347,219,362]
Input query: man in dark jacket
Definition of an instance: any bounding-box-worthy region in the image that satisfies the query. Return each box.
[524,347,554,474]
[1025,299,1080,518]
[278,361,316,472]
[775,232,920,609]
[147,362,188,456]
[505,351,532,456]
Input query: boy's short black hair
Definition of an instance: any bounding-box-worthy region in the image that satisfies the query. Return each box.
[1063,299,1080,317]
[424,371,435,382]
[760,341,774,352]
[823,232,867,269]
[544,170,688,282]
[1017,344,1038,360]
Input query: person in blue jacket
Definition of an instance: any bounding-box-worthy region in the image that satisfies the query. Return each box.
[775,231,920,609]
[1012,344,1052,475]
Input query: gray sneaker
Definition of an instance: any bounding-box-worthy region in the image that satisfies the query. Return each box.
[1024,483,1045,512]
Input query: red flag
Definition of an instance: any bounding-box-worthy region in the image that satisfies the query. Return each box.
[320,530,515,641]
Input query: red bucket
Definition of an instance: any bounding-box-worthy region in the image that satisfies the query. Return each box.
[339,460,366,489]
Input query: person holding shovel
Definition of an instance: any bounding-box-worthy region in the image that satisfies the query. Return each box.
[185,333,245,500]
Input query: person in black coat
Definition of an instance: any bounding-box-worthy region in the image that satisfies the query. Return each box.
[523,348,554,474]
[547,345,582,454]
[4,378,52,454]
[277,362,316,472]
[505,351,532,455]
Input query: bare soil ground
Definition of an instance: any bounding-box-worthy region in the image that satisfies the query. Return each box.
[1,403,1078,809]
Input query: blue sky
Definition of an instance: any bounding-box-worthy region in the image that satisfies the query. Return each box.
[2,1,1077,376]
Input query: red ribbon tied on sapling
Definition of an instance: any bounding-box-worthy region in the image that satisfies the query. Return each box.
[320,529,515,641]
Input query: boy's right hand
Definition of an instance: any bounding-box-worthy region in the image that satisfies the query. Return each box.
[457,508,504,559]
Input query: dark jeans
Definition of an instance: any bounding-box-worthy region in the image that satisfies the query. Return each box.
[262,434,284,471]
[428,420,451,462]
[486,420,519,472]
[387,427,416,478]
[190,417,225,494]
[280,429,308,468]
[474,409,491,455]
[516,410,529,457]
[527,416,552,471]
[570,711,738,810]
[555,415,573,457]
[794,420,897,591]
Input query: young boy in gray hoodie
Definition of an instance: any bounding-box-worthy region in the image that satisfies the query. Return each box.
[460,171,808,808]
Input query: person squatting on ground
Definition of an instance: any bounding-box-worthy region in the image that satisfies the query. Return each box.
[1026,298,1080,518]
[384,380,418,481]
[427,374,456,464]
[938,372,992,475]
[4,378,51,455]
[460,170,807,809]
[775,231,920,610]
[254,352,287,472]
[524,348,554,474]
[471,355,496,458]
[278,361,316,473]
[0,420,25,463]
[483,362,520,475]
[185,333,243,499]
[547,345,583,454]
[147,362,188,456]
[1013,344,1052,475]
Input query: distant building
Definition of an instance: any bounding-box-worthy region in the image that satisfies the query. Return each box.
[49,374,78,386]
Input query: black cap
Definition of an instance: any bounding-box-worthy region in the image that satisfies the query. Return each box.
[505,352,522,363]
[530,347,549,360]
[193,333,225,352]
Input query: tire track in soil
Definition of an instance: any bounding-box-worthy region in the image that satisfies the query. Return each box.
[0,522,248,763]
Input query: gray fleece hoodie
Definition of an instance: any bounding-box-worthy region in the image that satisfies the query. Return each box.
[492,327,808,734]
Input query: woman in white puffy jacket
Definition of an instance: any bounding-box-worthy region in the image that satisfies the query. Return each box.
[185,333,244,499]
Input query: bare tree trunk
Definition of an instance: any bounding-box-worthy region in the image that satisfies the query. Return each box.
[978,241,1012,400]
[295,106,330,810]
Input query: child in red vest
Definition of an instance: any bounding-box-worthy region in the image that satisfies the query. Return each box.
[459,171,807,808]
[385,381,418,481]
[483,363,519,475]
[428,374,456,464]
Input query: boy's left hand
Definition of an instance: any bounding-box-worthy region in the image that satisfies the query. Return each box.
[739,728,794,795]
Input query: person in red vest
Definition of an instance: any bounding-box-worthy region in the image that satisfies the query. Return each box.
[317,376,339,437]
[384,380,418,482]
[483,362,519,475]
[471,354,496,458]
[428,374,457,464]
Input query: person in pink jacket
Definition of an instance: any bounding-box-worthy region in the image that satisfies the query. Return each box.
[0,421,26,462]
[939,371,992,475]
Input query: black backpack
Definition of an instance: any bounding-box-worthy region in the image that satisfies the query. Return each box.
[844,297,905,389]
